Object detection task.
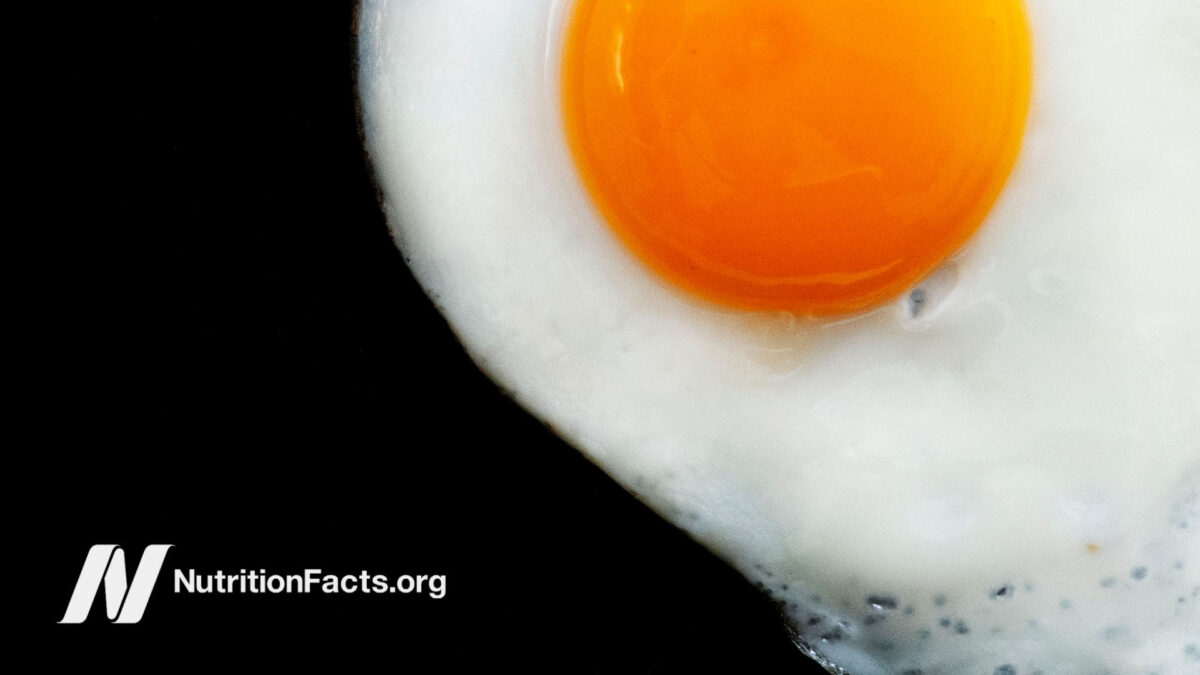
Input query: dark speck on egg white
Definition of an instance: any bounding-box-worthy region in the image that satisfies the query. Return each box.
[991,583,1015,599]
[908,288,927,317]
[1131,565,1147,580]
[866,594,898,610]
[994,665,1016,675]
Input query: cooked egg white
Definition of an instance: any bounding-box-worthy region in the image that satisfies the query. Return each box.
[358,1,1200,672]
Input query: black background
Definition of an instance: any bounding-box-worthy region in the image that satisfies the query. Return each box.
[31,2,823,672]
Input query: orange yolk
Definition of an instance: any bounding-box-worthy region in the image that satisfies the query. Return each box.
[562,0,1033,315]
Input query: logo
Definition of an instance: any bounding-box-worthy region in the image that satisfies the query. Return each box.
[60,545,174,624]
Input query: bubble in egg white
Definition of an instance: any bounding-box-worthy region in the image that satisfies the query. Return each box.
[358,0,1200,672]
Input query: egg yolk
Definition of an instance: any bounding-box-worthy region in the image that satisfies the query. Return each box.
[562,0,1032,314]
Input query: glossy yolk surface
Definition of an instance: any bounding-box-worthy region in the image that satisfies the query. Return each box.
[562,0,1032,314]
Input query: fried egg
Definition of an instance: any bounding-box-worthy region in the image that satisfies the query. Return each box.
[358,0,1200,672]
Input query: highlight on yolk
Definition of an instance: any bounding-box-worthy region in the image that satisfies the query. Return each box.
[561,0,1033,315]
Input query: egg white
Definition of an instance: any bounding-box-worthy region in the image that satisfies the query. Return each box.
[359,1,1200,672]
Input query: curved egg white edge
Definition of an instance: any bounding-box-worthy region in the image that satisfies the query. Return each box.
[353,4,829,670]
